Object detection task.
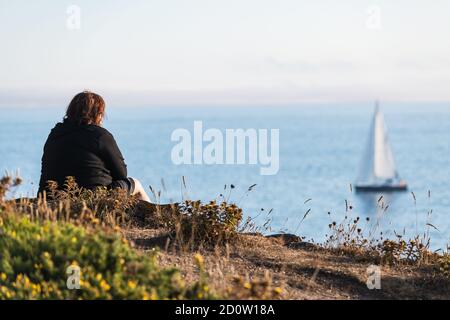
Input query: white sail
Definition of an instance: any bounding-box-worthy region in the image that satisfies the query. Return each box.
[357,103,398,185]
[373,106,397,180]
[357,110,376,183]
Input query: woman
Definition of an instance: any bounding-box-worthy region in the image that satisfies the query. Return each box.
[38,91,150,202]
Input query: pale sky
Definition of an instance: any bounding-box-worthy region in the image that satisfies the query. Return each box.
[1,0,450,106]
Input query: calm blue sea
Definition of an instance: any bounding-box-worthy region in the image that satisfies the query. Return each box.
[1,103,449,250]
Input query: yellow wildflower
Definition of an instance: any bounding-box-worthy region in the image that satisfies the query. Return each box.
[194,253,204,267]
[23,276,30,288]
[0,273,6,281]
[99,280,111,291]
[127,280,137,289]
[150,290,158,300]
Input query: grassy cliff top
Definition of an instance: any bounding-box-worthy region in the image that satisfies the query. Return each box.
[1,176,449,300]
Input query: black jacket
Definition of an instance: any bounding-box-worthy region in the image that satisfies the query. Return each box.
[38,119,127,194]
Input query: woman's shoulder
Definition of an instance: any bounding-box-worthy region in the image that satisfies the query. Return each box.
[87,125,118,145]
[53,121,114,140]
[86,124,111,136]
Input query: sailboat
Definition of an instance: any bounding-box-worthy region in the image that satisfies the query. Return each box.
[355,102,407,192]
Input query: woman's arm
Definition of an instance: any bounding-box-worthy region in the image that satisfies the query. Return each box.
[98,132,128,180]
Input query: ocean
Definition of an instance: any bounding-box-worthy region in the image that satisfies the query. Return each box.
[1,103,449,250]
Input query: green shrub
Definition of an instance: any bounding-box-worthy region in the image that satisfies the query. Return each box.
[435,254,450,278]
[0,213,213,300]
[43,177,139,227]
[11,177,244,248]
[160,200,243,247]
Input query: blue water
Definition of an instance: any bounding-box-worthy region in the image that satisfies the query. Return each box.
[1,103,449,250]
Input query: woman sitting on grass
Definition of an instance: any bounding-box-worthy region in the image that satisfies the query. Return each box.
[38,91,150,202]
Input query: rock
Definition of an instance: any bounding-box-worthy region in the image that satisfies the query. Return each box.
[265,233,302,245]
[265,233,318,251]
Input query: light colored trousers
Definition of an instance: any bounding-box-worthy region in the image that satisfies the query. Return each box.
[129,177,151,202]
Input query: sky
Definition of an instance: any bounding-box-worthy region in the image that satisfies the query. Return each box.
[0,0,450,107]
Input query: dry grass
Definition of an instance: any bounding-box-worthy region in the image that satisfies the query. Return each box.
[2,175,449,300]
[124,228,449,300]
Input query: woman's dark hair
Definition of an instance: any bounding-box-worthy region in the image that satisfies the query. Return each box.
[65,91,105,125]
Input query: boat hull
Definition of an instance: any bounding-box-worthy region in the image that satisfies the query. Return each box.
[354,185,408,192]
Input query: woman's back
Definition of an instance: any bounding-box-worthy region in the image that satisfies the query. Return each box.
[38,119,127,193]
[38,91,149,202]
[38,91,129,195]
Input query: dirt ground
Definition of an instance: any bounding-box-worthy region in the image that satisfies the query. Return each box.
[123,228,449,300]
